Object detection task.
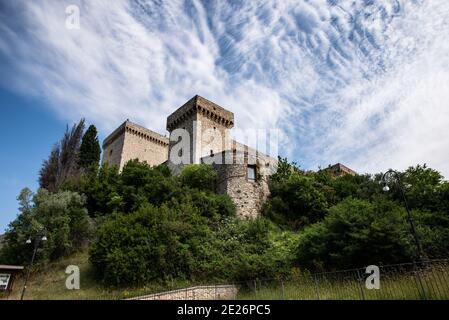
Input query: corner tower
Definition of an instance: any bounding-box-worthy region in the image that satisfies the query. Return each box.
[102,120,169,170]
[166,95,234,164]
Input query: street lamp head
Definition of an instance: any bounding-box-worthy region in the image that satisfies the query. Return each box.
[41,236,47,241]
[382,185,390,192]
[26,238,31,244]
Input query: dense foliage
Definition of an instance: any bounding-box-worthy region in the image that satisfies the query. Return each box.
[39,119,85,192]
[179,164,218,192]
[87,162,293,285]
[264,173,328,229]
[90,204,294,285]
[264,159,449,270]
[2,119,449,287]
[78,125,101,170]
[0,188,92,264]
[296,197,414,270]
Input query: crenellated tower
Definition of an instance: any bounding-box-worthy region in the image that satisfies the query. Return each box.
[102,120,169,170]
[166,95,234,164]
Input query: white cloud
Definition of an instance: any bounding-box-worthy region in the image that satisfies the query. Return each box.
[0,0,448,177]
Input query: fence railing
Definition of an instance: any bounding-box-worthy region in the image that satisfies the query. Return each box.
[234,259,449,300]
[125,259,449,300]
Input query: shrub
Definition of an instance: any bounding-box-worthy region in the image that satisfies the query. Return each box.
[264,172,328,230]
[296,197,414,270]
[180,164,218,192]
[89,205,293,286]
[1,188,92,264]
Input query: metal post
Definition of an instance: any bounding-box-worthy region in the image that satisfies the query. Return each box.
[414,262,428,300]
[313,274,320,300]
[20,237,40,300]
[253,280,257,298]
[281,280,285,300]
[381,169,427,263]
[356,269,366,300]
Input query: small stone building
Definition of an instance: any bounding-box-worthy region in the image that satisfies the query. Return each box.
[102,95,278,218]
[324,163,357,177]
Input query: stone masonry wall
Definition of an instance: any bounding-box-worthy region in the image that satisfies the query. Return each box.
[127,285,238,300]
[102,121,169,170]
[102,130,125,168]
[121,127,169,169]
[204,149,277,219]
[167,95,234,165]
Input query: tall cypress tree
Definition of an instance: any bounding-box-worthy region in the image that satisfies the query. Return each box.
[79,125,101,170]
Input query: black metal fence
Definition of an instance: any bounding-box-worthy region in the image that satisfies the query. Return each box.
[234,259,449,300]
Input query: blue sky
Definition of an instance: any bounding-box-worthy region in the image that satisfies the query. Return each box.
[1,0,449,232]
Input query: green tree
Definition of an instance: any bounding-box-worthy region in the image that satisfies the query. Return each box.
[269,157,302,183]
[79,125,101,170]
[120,160,182,212]
[0,188,92,264]
[89,204,291,286]
[39,119,85,192]
[296,197,414,270]
[77,163,122,217]
[180,164,218,192]
[402,164,444,211]
[264,172,328,230]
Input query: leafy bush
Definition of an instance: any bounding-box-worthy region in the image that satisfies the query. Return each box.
[296,197,414,270]
[180,164,218,192]
[89,202,294,286]
[1,188,92,264]
[414,209,449,258]
[120,160,183,212]
[264,172,328,230]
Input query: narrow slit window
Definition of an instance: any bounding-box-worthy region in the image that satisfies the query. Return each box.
[247,165,256,182]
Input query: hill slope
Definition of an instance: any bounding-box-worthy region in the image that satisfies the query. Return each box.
[3,249,178,300]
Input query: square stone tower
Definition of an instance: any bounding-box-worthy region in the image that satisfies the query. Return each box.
[102,120,169,170]
[166,95,234,164]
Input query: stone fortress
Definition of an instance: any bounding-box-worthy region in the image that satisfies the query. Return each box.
[102,95,278,218]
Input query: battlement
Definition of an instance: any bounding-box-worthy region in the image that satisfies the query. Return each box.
[101,95,272,218]
[166,95,234,131]
[103,120,169,149]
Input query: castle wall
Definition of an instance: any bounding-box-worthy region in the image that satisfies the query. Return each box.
[102,131,125,168]
[167,95,234,165]
[103,95,278,219]
[121,128,168,169]
[198,115,231,162]
[168,113,196,164]
[102,121,169,170]
[204,150,277,219]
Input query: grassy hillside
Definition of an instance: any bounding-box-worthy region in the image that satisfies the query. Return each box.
[3,248,449,300]
[3,248,189,300]
[236,263,449,300]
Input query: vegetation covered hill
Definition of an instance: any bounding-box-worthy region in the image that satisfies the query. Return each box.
[4,248,184,300]
[1,120,449,299]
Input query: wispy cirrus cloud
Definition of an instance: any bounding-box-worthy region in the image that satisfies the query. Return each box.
[0,0,448,177]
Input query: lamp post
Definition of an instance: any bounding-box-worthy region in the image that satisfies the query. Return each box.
[20,235,47,300]
[380,169,426,263]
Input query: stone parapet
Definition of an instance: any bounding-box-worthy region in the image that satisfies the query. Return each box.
[127,285,238,300]
[103,120,169,149]
[167,95,234,131]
